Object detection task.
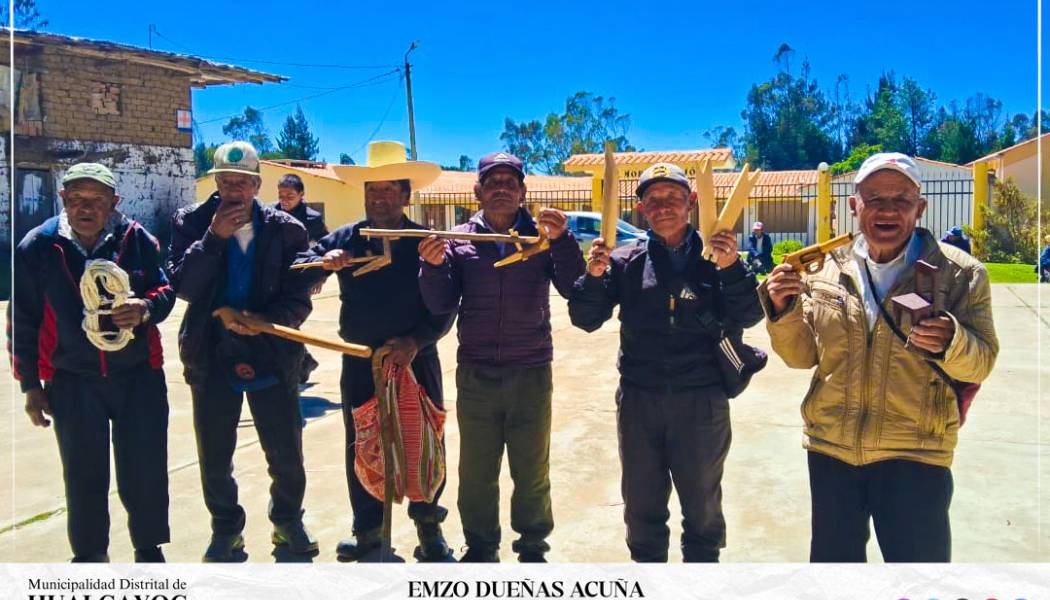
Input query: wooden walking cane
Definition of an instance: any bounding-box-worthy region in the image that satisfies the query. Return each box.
[212,307,373,358]
[371,345,406,562]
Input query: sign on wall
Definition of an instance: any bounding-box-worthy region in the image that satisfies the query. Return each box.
[176,109,192,131]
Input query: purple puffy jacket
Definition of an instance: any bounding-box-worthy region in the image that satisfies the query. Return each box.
[419,209,585,368]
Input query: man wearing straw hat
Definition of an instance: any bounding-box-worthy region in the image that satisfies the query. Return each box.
[294,140,456,562]
[568,162,763,562]
[418,151,586,563]
[167,141,317,562]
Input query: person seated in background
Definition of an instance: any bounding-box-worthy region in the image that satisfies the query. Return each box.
[940,226,971,254]
[746,221,773,274]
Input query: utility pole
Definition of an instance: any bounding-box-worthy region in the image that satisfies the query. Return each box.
[404,41,419,160]
[148,24,154,49]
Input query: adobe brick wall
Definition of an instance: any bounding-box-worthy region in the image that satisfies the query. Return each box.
[1,41,193,148]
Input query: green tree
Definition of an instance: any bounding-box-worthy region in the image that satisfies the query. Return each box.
[830,143,883,175]
[968,178,1049,263]
[223,106,273,154]
[501,91,635,174]
[194,142,218,177]
[339,153,355,165]
[702,125,743,163]
[740,56,839,170]
[897,77,937,156]
[275,105,320,160]
[441,155,475,172]
[0,0,48,30]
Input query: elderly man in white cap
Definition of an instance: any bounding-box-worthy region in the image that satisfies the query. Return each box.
[167,141,317,562]
[761,152,999,562]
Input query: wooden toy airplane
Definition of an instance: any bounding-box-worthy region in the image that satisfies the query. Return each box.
[290,227,551,276]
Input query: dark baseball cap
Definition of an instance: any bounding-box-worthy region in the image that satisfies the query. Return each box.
[478,151,525,181]
[636,162,691,198]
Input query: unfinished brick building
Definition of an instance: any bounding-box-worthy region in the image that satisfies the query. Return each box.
[0,30,283,252]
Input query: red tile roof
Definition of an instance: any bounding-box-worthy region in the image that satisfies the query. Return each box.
[563,149,734,168]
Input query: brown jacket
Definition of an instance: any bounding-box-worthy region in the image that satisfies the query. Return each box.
[758,229,998,468]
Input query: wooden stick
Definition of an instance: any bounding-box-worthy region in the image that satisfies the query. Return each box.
[290,255,378,270]
[212,307,373,358]
[360,228,541,245]
[601,141,619,246]
[696,159,717,245]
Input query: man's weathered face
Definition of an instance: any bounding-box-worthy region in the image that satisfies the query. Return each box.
[753,225,764,235]
[60,179,119,241]
[215,173,259,220]
[364,180,409,226]
[277,185,304,211]
[637,182,695,242]
[475,167,525,220]
[850,170,926,256]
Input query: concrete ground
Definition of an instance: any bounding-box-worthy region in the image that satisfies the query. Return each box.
[0,281,1048,563]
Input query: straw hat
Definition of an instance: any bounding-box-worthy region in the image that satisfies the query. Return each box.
[332,141,441,190]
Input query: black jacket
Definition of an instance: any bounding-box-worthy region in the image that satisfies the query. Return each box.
[10,213,175,391]
[166,193,312,385]
[569,231,763,391]
[295,217,454,355]
[272,201,328,243]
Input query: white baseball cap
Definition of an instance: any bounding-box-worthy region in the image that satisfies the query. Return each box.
[854,152,921,190]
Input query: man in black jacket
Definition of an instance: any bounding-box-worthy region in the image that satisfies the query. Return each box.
[272,173,329,383]
[295,141,454,562]
[568,163,763,562]
[167,141,316,562]
[11,162,174,562]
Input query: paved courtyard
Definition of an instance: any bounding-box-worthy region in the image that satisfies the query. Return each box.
[1,282,1047,563]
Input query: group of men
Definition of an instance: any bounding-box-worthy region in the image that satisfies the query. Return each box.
[11,141,998,564]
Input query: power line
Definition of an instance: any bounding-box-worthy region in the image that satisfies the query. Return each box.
[349,73,406,159]
[196,69,401,125]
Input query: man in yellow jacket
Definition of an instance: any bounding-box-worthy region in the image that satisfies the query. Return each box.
[760,152,998,562]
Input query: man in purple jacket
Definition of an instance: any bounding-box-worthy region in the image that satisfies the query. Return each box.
[418,151,585,562]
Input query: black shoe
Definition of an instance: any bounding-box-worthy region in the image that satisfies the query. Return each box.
[71,553,110,563]
[413,521,454,562]
[336,529,381,562]
[134,546,165,563]
[272,521,319,554]
[300,352,319,384]
[459,547,499,563]
[518,551,547,563]
[203,533,246,563]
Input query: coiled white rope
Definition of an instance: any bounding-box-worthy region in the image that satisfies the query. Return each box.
[80,259,135,352]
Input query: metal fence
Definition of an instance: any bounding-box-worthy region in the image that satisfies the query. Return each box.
[618,178,815,247]
[833,179,974,239]
[410,188,592,230]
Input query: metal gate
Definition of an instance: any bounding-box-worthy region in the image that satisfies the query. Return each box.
[833,178,973,239]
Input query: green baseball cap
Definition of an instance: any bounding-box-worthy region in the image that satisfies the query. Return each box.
[62,162,116,190]
[209,141,260,176]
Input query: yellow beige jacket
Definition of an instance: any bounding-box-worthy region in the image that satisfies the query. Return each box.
[758,230,998,468]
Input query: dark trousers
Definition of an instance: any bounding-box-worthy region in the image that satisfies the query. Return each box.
[616,383,731,563]
[807,451,953,562]
[48,366,170,559]
[456,363,554,555]
[190,373,307,535]
[340,352,447,534]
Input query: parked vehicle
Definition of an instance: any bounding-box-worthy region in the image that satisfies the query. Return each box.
[565,211,647,252]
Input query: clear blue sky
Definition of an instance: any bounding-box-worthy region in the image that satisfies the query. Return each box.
[38,0,1041,167]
